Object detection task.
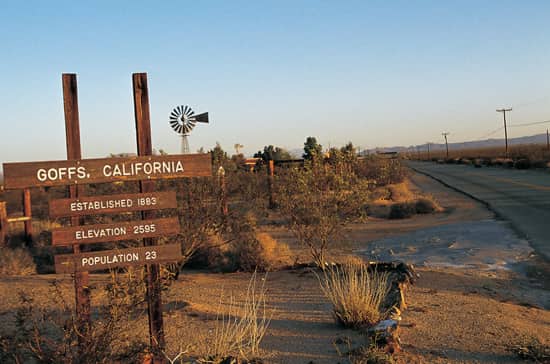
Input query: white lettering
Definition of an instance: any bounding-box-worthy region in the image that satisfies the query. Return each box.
[103,165,112,177]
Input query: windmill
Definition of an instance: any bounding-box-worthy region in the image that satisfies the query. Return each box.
[169,105,209,154]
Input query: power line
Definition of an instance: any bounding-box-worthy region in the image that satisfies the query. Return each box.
[509,119,550,128]
[475,118,550,140]
[476,126,504,140]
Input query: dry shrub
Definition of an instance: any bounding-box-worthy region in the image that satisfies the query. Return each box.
[186,233,231,270]
[514,158,531,169]
[204,272,270,362]
[189,232,292,272]
[509,336,550,363]
[387,183,413,202]
[0,247,36,275]
[414,197,441,214]
[0,278,147,364]
[349,345,396,364]
[388,202,416,219]
[230,232,292,272]
[319,262,391,328]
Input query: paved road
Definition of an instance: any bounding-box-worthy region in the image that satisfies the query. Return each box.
[408,161,550,261]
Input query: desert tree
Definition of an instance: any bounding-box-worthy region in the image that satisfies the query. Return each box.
[276,163,371,268]
[302,137,323,161]
[254,145,292,162]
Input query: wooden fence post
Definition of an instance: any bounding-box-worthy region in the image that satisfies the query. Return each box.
[0,202,7,245]
[132,72,166,360]
[218,166,228,218]
[62,73,92,341]
[268,160,275,209]
[23,188,32,243]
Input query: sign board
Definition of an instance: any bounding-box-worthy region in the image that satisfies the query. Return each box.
[55,243,182,273]
[51,217,180,246]
[2,153,211,189]
[49,191,177,218]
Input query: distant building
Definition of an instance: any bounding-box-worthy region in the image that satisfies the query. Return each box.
[376,151,399,159]
[244,158,261,171]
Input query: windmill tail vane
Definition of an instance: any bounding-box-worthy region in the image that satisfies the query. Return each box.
[169,105,209,154]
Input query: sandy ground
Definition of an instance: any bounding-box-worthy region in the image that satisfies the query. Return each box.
[0,171,549,363]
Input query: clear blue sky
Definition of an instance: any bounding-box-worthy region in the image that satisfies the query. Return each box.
[1,0,549,163]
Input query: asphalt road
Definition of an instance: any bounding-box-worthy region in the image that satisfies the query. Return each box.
[408,161,550,261]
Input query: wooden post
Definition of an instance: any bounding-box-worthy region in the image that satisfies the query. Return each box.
[132,72,166,359]
[0,202,7,245]
[268,160,275,209]
[23,188,32,243]
[62,73,92,338]
[218,166,228,218]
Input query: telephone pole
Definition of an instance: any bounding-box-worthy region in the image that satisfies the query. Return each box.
[496,107,512,157]
[442,132,450,158]
[547,129,549,151]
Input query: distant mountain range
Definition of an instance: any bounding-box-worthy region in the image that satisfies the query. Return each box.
[365,132,549,154]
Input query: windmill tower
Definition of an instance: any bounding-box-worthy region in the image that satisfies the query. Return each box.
[169,105,209,154]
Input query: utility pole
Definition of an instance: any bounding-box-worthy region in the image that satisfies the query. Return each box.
[442,132,450,159]
[496,107,512,157]
[547,129,549,151]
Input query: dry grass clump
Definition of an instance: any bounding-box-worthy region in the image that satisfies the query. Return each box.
[319,262,391,328]
[0,247,36,275]
[203,272,270,363]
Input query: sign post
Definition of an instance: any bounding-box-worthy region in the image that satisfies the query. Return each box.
[133,72,166,357]
[62,73,91,338]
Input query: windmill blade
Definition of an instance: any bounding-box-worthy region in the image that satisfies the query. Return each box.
[169,105,208,136]
[194,112,209,123]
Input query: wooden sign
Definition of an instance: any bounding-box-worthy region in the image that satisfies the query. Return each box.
[55,244,182,273]
[51,217,180,246]
[49,191,177,218]
[2,153,211,189]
